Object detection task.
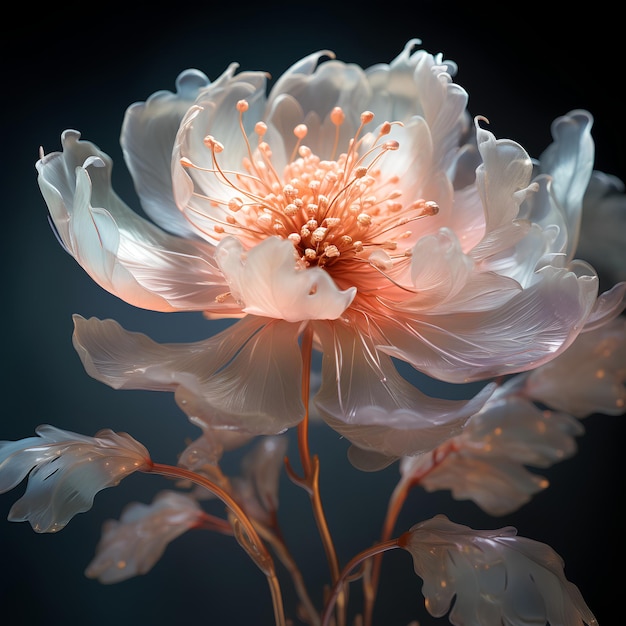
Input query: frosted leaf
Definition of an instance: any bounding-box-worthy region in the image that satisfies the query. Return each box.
[524,315,626,417]
[85,490,203,583]
[402,515,598,626]
[400,395,582,515]
[178,429,252,471]
[230,435,288,524]
[0,425,151,533]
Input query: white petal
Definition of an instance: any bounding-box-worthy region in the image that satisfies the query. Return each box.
[37,131,232,313]
[473,118,534,240]
[121,69,211,237]
[216,236,356,322]
[72,314,304,435]
[538,110,595,258]
[578,170,626,284]
[171,67,271,244]
[313,321,494,460]
[378,263,598,383]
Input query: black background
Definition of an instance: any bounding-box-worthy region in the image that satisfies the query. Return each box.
[1,2,624,625]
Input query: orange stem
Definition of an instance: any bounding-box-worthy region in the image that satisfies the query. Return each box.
[145,462,286,626]
[321,538,401,626]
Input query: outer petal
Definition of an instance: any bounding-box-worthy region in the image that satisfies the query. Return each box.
[379,262,599,383]
[37,131,234,313]
[72,314,304,435]
[577,170,626,284]
[0,425,151,533]
[121,69,211,237]
[313,320,494,465]
[537,110,595,258]
[216,236,356,322]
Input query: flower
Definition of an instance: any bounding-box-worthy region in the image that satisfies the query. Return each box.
[37,40,626,463]
[401,514,598,626]
[0,425,151,532]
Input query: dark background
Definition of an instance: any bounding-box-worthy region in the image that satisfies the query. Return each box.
[1,2,624,625]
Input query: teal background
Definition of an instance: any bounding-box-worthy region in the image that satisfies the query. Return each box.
[1,3,624,624]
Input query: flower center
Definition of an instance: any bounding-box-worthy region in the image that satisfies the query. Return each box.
[182,100,438,278]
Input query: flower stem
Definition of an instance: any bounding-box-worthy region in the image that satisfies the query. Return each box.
[291,324,345,626]
[256,524,321,626]
[321,538,401,626]
[145,462,286,626]
[362,446,456,626]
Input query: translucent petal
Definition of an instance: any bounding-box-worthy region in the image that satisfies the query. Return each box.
[404,515,598,626]
[85,490,203,583]
[578,170,626,284]
[121,69,211,237]
[37,131,233,313]
[216,236,356,322]
[538,110,595,258]
[0,425,150,533]
[313,321,494,460]
[72,314,304,435]
[378,263,599,383]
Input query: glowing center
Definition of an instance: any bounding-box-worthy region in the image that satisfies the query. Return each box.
[183,100,438,274]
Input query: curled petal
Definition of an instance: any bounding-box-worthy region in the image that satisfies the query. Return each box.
[403,515,598,626]
[0,425,151,533]
[121,68,212,237]
[85,490,204,583]
[217,236,356,322]
[37,131,233,313]
[537,110,595,258]
[313,320,494,464]
[72,314,304,435]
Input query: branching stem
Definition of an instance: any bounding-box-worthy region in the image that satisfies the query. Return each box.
[145,462,286,626]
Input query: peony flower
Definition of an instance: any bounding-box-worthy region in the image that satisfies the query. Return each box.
[37,40,626,462]
[0,425,151,532]
[401,514,598,626]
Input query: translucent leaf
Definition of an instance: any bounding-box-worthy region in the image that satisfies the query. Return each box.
[231,436,288,524]
[85,490,203,583]
[403,515,598,626]
[0,425,151,533]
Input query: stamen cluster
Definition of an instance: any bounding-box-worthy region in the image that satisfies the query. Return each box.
[185,102,438,274]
